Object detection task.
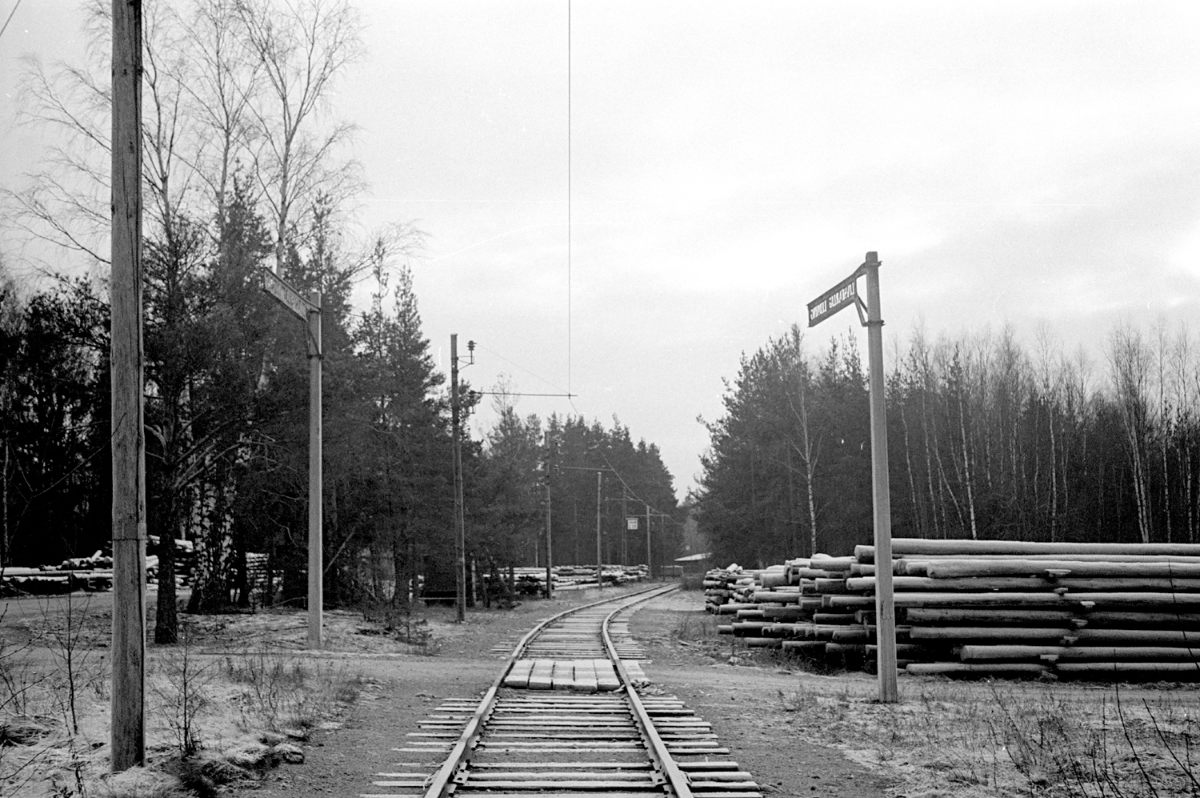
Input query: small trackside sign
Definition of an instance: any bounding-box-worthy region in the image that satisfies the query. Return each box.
[260,268,318,320]
[807,270,860,327]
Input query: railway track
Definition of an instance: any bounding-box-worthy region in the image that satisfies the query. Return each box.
[364,584,763,798]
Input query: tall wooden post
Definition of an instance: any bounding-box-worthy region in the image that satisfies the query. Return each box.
[544,431,553,598]
[260,270,323,647]
[594,471,603,588]
[620,491,628,565]
[451,334,466,621]
[645,503,652,577]
[807,251,898,703]
[111,0,146,771]
[863,251,899,703]
[307,293,323,648]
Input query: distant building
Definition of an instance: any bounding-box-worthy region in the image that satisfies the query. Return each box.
[672,550,712,578]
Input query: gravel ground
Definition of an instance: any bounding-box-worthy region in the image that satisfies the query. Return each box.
[231,585,891,798]
[11,583,1197,797]
[629,589,891,798]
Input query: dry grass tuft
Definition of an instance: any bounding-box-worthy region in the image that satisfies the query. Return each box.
[780,677,1200,797]
[223,646,362,734]
[1,601,368,796]
[88,767,189,798]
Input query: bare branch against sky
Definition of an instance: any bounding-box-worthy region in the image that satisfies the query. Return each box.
[2,1,1199,495]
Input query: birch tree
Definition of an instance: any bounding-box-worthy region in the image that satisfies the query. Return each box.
[1109,325,1154,542]
[234,0,363,268]
[0,266,23,568]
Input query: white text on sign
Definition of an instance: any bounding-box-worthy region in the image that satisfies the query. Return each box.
[807,277,858,326]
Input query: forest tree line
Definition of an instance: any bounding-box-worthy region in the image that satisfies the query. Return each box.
[695,322,1200,568]
[0,261,680,597]
[0,0,681,642]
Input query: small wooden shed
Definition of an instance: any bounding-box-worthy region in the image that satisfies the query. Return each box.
[672,551,713,579]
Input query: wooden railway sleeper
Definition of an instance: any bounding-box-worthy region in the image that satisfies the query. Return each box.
[409,585,762,798]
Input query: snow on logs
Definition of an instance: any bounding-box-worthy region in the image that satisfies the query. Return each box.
[704,539,1200,679]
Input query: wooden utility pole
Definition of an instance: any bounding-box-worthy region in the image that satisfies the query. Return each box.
[451,334,467,622]
[559,465,611,587]
[111,0,147,771]
[595,471,603,588]
[543,431,553,598]
[260,270,323,648]
[645,503,652,577]
[620,490,628,565]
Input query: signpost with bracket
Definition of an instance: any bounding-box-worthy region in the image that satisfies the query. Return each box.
[261,268,324,649]
[807,251,898,703]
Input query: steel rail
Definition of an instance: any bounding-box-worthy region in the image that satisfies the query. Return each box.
[420,583,676,798]
[601,587,693,798]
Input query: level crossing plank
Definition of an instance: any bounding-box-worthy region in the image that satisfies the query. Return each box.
[596,660,621,690]
[502,659,534,688]
[478,740,643,749]
[385,585,763,798]
[468,762,654,769]
[459,779,659,790]
[571,659,598,691]
[487,718,630,727]
[441,793,663,798]
[466,773,655,783]
[527,659,554,690]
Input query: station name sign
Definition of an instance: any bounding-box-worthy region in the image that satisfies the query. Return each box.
[807,270,862,327]
[260,268,318,320]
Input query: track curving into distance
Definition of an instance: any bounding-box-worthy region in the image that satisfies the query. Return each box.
[363,584,762,798]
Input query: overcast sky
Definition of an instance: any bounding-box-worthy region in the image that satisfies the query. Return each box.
[4,1,1200,499]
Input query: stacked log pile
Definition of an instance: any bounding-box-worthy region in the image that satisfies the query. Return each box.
[707,555,871,660]
[0,542,276,599]
[707,539,1200,679]
[702,565,756,613]
[859,539,1200,678]
[488,564,650,595]
[0,567,113,596]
